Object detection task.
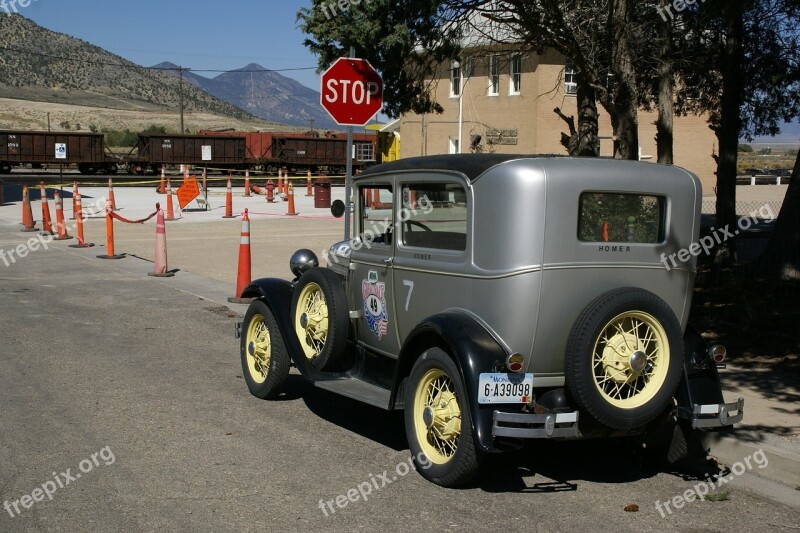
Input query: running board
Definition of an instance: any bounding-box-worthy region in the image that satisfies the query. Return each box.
[314,378,392,409]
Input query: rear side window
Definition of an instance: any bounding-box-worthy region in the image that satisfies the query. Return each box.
[578,192,666,243]
[401,183,468,251]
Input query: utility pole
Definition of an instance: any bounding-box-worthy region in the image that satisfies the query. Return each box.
[178,66,186,134]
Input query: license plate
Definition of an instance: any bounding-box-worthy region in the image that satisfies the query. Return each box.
[478,373,534,404]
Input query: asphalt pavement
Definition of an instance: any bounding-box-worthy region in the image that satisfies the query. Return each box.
[0,183,799,532]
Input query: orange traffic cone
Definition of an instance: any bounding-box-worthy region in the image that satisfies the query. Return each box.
[306,170,313,196]
[21,186,37,232]
[108,178,117,211]
[165,178,175,221]
[277,171,283,196]
[244,169,251,197]
[222,174,235,218]
[39,182,54,235]
[283,171,289,196]
[183,165,189,183]
[53,191,73,241]
[158,167,166,194]
[97,199,124,259]
[71,181,78,219]
[148,205,174,277]
[286,185,298,216]
[228,209,252,303]
[69,192,94,248]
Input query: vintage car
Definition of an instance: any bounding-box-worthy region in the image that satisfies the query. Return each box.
[235,154,743,487]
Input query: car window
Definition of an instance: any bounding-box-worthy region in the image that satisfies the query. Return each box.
[578,192,665,243]
[359,184,394,246]
[400,183,468,251]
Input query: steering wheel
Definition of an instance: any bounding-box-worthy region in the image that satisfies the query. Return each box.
[404,220,432,233]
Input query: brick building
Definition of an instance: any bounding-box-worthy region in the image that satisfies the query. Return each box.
[399,48,719,193]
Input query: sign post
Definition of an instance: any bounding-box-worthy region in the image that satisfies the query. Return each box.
[320,57,383,240]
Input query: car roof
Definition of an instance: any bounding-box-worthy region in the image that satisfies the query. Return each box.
[357,154,567,182]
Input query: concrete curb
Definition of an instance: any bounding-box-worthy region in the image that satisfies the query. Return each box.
[700,430,800,488]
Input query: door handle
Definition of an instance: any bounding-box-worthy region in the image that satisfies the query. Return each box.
[383,258,393,266]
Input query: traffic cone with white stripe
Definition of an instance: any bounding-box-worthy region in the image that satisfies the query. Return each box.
[53,191,73,240]
[222,174,235,218]
[228,209,252,303]
[96,199,125,260]
[69,192,94,248]
[157,167,166,194]
[306,169,313,196]
[286,185,298,216]
[108,178,117,211]
[21,186,37,232]
[165,179,176,221]
[39,182,54,235]
[71,181,78,219]
[244,169,251,197]
[148,205,174,277]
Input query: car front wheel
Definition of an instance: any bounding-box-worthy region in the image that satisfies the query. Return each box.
[241,300,289,399]
[404,348,482,487]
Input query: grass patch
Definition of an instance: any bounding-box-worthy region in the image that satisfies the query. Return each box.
[705,491,730,502]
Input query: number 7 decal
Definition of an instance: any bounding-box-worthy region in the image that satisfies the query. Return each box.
[402,280,415,311]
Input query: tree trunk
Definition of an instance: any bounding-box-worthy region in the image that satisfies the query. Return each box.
[656,14,674,165]
[576,75,600,157]
[714,2,746,266]
[754,149,800,280]
[610,0,640,160]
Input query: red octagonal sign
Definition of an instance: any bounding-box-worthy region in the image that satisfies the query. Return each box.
[321,58,383,127]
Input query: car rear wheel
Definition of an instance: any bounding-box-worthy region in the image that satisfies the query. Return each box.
[291,267,349,370]
[241,300,289,399]
[565,288,683,430]
[404,348,482,487]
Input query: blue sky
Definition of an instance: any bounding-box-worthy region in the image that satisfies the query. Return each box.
[22,0,322,89]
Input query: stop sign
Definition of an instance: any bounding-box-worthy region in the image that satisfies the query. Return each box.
[320,58,383,126]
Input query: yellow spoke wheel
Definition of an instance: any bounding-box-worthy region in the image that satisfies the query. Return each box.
[592,311,669,409]
[405,348,482,487]
[565,288,682,430]
[294,282,329,361]
[240,300,289,400]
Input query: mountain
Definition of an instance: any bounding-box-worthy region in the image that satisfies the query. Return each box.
[0,14,275,130]
[153,62,338,129]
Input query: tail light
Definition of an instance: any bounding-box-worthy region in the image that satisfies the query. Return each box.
[709,345,726,363]
[506,353,524,373]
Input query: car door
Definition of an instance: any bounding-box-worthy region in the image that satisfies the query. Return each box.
[349,179,401,357]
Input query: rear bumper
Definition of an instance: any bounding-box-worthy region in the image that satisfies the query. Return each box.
[492,410,580,438]
[687,398,744,429]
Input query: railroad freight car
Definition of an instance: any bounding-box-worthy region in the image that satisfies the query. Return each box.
[197,130,378,173]
[0,130,118,174]
[128,134,247,174]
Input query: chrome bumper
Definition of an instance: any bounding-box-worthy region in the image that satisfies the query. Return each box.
[689,398,744,428]
[492,410,580,438]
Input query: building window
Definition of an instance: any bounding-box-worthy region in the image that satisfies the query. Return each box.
[510,55,521,94]
[464,57,475,79]
[564,61,577,95]
[355,142,375,162]
[449,137,459,154]
[450,62,461,98]
[488,56,499,96]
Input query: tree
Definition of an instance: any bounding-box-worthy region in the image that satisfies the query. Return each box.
[756,149,800,279]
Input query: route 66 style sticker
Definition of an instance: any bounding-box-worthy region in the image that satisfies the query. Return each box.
[362,277,388,340]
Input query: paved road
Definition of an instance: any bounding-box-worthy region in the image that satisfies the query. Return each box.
[1,220,799,532]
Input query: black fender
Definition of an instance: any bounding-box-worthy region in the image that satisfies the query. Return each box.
[241,277,325,382]
[675,324,724,418]
[393,310,510,453]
